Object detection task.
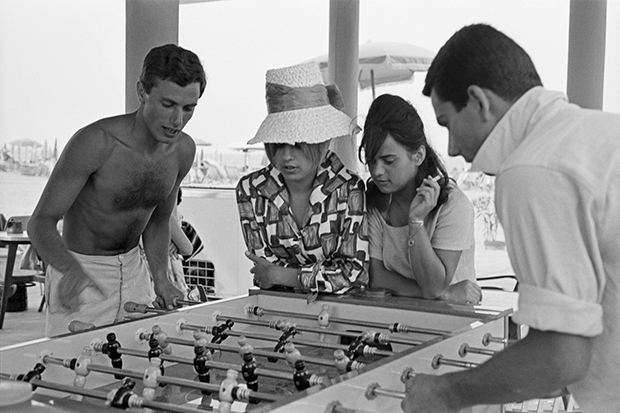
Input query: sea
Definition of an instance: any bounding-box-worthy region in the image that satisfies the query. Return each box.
[0,171,48,219]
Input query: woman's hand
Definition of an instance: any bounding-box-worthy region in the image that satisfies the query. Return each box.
[409,175,441,221]
[440,280,483,304]
[245,251,284,289]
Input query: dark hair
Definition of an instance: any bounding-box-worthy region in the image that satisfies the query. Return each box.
[140,44,207,98]
[177,187,183,205]
[264,141,330,167]
[359,94,451,210]
[423,24,542,110]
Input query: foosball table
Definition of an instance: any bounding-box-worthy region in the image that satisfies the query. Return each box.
[0,289,514,413]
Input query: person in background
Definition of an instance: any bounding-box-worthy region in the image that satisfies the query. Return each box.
[360,94,480,304]
[28,44,207,336]
[236,62,369,301]
[400,23,620,413]
[167,187,192,298]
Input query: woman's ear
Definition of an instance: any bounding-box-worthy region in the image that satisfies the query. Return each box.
[414,145,426,166]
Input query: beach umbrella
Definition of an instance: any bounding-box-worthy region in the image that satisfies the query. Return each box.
[193,138,211,147]
[9,138,42,148]
[306,41,435,99]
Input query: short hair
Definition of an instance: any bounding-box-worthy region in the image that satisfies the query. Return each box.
[423,24,542,110]
[264,142,330,168]
[359,94,450,209]
[140,44,207,98]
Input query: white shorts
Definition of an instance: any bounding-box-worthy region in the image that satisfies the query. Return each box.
[45,246,156,337]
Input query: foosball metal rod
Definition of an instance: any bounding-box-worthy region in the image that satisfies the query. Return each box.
[365,382,406,400]
[215,314,424,346]
[458,343,497,357]
[118,347,293,381]
[124,302,171,315]
[165,335,336,368]
[431,354,480,370]
[40,355,279,402]
[482,332,514,346]
[0,372,211,413]
[325,401,375,413]
[245,304,449,336]
[180,322,395,357]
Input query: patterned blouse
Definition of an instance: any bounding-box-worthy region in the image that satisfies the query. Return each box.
[236,151,369,294]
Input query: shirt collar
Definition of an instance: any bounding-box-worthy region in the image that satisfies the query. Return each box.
[470,87,568,175]
[255,150,352,203]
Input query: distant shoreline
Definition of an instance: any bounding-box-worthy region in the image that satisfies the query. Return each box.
[0,170,48,218]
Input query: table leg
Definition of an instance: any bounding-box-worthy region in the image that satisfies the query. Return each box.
[0,244,18,329]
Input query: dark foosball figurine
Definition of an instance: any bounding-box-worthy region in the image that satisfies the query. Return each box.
[106,378,136,409]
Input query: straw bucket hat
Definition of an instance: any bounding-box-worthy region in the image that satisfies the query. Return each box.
[248,62,355,145]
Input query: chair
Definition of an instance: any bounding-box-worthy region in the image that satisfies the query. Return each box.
[224,165,241,185]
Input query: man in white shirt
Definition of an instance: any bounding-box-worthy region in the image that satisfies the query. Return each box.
[400,23,620,413]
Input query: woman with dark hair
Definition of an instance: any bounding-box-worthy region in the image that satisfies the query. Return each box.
[360,94,480,303]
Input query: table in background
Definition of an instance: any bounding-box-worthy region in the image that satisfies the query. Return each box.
[0,231,33,329]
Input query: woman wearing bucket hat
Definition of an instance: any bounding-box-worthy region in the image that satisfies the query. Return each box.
[235,62,369,298]
[359,94,481,304]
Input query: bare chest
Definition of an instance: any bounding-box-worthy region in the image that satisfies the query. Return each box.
[95,151,178,211]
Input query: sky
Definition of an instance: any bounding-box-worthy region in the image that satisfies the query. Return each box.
[0,0,617,163]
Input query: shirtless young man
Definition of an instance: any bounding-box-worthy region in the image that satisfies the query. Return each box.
[28,44,207,337]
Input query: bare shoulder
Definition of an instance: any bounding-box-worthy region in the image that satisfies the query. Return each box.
[174,132,197,171]
[55,115,132,173]
[176,132,197,157]
[68,114,131,153]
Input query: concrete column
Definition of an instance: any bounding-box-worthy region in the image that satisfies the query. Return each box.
[567,0,606,109]
[328,0,360,172]
[603,0,620,113]
[125,0,179,113]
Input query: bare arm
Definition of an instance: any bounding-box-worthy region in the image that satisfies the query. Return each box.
[401,329,592,412]
[369,258,425,297]
[407,226,461,298]
[170,205,193,256]
[144,137,195,309]
[28,128,106,310]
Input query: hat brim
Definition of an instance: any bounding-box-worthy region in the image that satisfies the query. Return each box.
[247,105,354,145]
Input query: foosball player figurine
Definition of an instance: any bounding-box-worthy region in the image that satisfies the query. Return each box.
[193,344,212,392]
[151,325,172,355]
[106,378,136,409]
[211,319,234,345]
[148,337,166,380]
[270,324,298,362]
[344,334,377,360]
[13,363,46,390]
[97,332,123,379]
[142,357,162,412]
[218,369,250,413]
[71,346,92,401]
[237,336,259,396]
[284,342,302,368]
[333,349,366,374]
[293,359,326,391]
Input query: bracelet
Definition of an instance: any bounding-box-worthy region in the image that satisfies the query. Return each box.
[407,220,425,247]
